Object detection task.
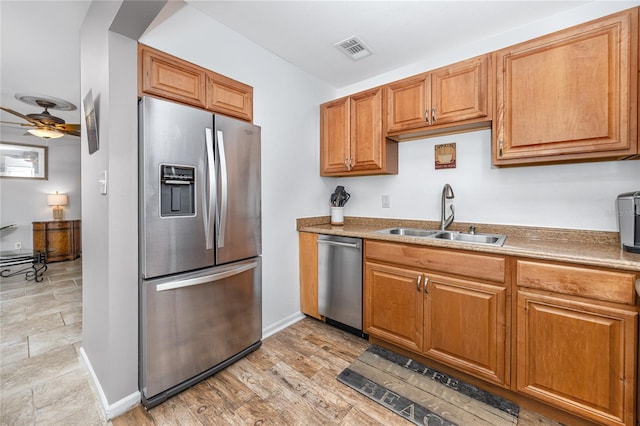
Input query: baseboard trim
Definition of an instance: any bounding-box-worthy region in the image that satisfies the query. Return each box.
[262,311,305,339]
[79,347,141,420]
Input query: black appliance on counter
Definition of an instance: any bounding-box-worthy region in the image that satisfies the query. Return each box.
[617,191,640,254]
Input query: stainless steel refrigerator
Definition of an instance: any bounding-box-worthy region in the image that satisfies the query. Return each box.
[138,96,262,408]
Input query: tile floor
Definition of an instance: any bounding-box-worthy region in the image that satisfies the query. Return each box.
[0,259,106,425]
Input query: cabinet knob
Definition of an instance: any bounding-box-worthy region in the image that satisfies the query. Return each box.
[416,275,422,292]
[432,107,436,124]
[424,108,430,125]
[424,276,429,294]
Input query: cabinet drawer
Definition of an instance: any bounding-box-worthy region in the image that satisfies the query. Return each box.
[365,240,505,283]
[516,260,636,305]
[46,221,71,230]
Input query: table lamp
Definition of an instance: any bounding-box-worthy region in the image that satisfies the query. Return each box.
[47,192,68,220]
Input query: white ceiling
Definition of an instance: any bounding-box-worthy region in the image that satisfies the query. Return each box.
[186,0,593,88]
[0,0,620,141]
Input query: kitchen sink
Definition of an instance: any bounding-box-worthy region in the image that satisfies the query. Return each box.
[375,227,440,237]
[432,231,507,246]
[375,227,507,246]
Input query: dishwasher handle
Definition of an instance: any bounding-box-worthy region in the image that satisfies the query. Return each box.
[317,239,360,249]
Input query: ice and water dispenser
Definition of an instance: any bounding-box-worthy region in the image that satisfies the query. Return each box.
[160,164,195,217]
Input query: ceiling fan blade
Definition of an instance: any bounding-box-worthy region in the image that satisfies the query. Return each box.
[56,123,81,132]
[0,120,37,127]
[0,106,40,125]
[63,128,81,137]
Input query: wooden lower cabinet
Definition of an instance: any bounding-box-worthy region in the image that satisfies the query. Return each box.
[32,220,81,263]
[516,290,637,426]
[361,240,640,425]
[424,273,507,386]
[364,261,424,353]
[363,241,508,387]
[298,232,320,319]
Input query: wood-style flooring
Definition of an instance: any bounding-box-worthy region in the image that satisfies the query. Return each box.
[1,258,560,425]
[114,318,560,426]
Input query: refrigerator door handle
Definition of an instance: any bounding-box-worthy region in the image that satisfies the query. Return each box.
[216,129,228,248]
[204,128,216,250]
[155,261,259,291]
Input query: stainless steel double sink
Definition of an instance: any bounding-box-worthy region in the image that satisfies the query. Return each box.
[374,227,507,246]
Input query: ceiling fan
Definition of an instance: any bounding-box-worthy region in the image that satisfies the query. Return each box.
[0,94,81,139]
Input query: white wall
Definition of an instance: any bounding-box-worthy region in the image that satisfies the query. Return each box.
[335,1,640,232]
[80,0,139,410]
[139,4,336,331]
[337,130,640,231]
[0,138,81,251]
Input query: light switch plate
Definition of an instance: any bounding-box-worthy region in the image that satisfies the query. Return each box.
[382,195,390,208]
[98,170,107,195]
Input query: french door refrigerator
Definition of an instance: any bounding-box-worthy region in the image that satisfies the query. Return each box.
[138,96,262,408]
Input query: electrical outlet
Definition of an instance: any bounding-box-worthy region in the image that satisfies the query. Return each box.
[382,195,390,208]
[15,242,21,249]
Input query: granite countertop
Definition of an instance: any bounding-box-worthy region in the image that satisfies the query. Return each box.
[297,216,640,273]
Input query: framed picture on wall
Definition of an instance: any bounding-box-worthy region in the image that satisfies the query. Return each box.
[0,142,48,179]
[83,89,99,155]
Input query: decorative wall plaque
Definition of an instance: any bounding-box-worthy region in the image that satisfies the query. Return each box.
[435,143,456,169]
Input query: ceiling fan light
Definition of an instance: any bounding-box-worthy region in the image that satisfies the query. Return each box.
[28,128,64,139]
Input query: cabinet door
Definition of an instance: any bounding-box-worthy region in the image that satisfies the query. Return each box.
[516,290,637,426]
[431,55,490,125]
[138,45,207,108]
[495,9,638,165]
[424,274,507,386]
[385,73,430,133]
[298,232,320,319]
[364,261,424,353]
[46,221,74,262]
[72,220,81,258]
[206,72,253,122]
[320,97,350,175]
[350,88,384,171]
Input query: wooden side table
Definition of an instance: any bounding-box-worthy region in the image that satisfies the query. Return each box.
[32,220,81,263]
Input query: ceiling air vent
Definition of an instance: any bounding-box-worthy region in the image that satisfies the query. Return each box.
[334,36,374,61]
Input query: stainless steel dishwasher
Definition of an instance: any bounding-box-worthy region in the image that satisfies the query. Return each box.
[317,234,365,337]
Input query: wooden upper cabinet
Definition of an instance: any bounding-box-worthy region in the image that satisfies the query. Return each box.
[320,97,350,174]
[386,54,491,139]
[494,9,639,165]
[139,44,206,108]
[206,72,253,122]
[385,73,430,134]
[139,44,253,122]
[350,88,385,172]
[320,87,398,176]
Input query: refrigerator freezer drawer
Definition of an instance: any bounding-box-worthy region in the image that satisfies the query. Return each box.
[140,258,262,406]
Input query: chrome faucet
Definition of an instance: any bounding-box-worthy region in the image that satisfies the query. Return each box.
[440,183,455,230]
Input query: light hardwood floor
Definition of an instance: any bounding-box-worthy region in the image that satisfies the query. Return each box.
[114,318,561,426]
[1,259,561,425]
